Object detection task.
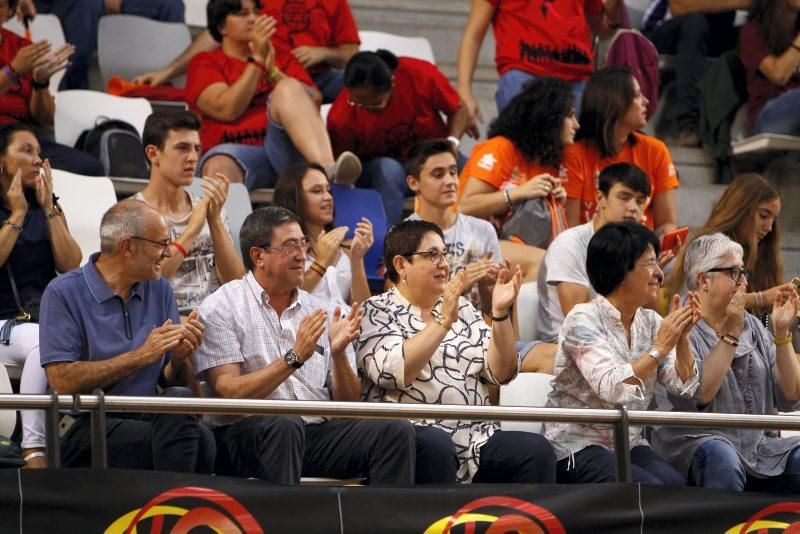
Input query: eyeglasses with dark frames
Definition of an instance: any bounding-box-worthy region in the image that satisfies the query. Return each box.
[707,266,750,282]
[131,236,171,258]
[403,248,454,266]
[261,240,313,255]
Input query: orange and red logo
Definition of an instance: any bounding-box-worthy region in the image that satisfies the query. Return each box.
[424,496,566,534]
[104,486,263,534]
[726,502,800,534]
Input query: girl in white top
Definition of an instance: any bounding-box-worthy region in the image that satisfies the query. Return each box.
[273,162,373,308]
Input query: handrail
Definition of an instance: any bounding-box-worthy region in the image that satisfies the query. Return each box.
[3,393,799,481]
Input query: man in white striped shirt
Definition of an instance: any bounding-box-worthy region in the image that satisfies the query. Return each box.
[194,206,415,485]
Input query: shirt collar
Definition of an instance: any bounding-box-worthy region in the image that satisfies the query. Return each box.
[595,294,644,330]
[244,271,301,310]
[81,252,144,304]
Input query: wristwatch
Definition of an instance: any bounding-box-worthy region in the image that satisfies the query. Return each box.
[647,347,662,362]
[283,349,303,369]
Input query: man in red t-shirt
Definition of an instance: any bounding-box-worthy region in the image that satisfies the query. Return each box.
[135,0,360,104]
[185,0,360,190]
[456,0,620,122]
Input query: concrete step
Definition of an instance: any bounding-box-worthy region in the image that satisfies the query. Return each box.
[677,185,727,228]
[676,164,716,188]
[668,146,716,167]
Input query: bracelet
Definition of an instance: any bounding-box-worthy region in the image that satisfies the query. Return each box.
[23,451,46,462]
[171,241,188,258]
[32,78,49,90]
[755,291,763,309]
[491,309,511,322]
[2,64,18,85]
[44,203,62,220]
[433,313,453,332]
[312,260,327,273]
[503,188,513,209]
[447,135,460,149]
[308,262,325,276]
[4,219,23,233]
[269,66,281,81]
[247,55,267,72]
[716,330,739,347]
[774,333,793,346]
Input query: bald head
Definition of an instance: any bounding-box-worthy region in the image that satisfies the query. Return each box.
[99,199,165,254]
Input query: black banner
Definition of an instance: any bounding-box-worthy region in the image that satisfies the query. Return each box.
[0,469,799,533]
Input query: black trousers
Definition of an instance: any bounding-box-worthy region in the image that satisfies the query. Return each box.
[213,416,418,485]
[472,430,557,484]
[61,387,216,473]
[645,11,739,132]
[41,139,104,177]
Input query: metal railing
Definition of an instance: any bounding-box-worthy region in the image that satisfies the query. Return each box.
[3,392,800,483]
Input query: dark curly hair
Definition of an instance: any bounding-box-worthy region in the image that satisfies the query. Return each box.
[487,77,574,168]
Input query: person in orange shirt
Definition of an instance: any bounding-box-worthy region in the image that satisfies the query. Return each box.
[458,78,579,282]
[564,66,679,236]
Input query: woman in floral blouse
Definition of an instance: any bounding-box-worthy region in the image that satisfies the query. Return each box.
[357,219,556,484]
[651,233,800,493]
[544,221,699,485]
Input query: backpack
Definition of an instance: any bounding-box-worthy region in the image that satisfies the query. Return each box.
[600,29,660,119]
[75,117,149,178]
[500,194,569,250]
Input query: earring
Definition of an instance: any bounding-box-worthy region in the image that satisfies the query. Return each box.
[703,286,709,292]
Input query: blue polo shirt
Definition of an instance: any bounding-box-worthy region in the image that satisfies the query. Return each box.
[39,252,180,396]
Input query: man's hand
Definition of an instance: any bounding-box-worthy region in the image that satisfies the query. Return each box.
[293,310,326,363]
[136,320,184,364]
[329,304,364,355]
[201,172,230,222]
[173,310,205,362]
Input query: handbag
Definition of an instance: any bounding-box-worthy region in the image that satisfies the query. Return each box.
[0,263,40,345]
[500,193,569,249]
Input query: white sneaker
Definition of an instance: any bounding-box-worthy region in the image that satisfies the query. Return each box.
[330,151,361,187]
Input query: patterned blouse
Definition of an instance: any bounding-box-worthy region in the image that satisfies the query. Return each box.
[357,287,517,483]
[544,295,699,461]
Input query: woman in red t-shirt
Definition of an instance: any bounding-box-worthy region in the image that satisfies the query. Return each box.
[739,0,800,135]
[326,50,473,224]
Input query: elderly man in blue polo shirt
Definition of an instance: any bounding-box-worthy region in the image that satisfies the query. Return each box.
[38,199,216,471]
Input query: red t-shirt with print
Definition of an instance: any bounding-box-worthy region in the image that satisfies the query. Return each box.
[487,0,602,81]
[563,132,679,229]
[0,28,34,124]
[262,0,360,75]
[184,45,313,149]
[326,57,460,160]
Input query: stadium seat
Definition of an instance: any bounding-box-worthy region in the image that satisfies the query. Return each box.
[98,15,192,88]
[54,90,152,149]
[5,14,66,94]
[52,170,118,264]
[499,372,554,434]
[331,184,388,291]
[516,282,540,342]
[183,0,207,28]
[358,30,435,63]
[186,179,252,257]
[0,364,15,438]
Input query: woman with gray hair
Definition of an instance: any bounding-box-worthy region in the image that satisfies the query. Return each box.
[651,233,800,493]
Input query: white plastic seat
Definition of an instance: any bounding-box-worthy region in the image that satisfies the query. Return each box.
[358,30,435,63]
[98,15,192,88]
[0,364,15,438]
[183,0,207,28]
[186,179,252,257]
[54,90,152,148]
[52,170,118,264]
[499,372,555,434]
[516,282,540,342]
[4,14,67,94]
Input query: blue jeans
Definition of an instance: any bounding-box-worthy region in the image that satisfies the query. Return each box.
[359,151,467,225]
[313,71,345,104]
[556,444,686,486]
[496,69,587,116]
[690,439,800,493]
[35,0,184,90]
[473,430,556,483]
[753,88,800,136]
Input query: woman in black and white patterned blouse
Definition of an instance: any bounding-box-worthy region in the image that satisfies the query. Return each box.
[357,219,556,484]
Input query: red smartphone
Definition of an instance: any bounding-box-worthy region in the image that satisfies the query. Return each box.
[660,227,689,252]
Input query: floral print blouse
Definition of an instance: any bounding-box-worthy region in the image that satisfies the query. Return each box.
[357,287,517,483]
[544,295,699,461]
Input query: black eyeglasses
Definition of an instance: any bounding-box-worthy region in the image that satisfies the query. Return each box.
[403,248,454,266]
[707,266,750,282]
[131,236,171,258]
[262,240,313,255]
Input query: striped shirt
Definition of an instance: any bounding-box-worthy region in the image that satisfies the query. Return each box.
[195,271,356,427]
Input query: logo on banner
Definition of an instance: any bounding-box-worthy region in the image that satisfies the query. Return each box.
[424,496,566,534]
[104,486,263,534]
[726,502,800,533]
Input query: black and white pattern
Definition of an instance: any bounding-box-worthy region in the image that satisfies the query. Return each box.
[357,287,514,482]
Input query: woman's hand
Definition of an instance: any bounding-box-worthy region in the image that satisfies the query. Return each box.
[34,159,53,211]
[462,252,497,291]
[291,45,328,68]
[551,177,567,205]
[657,234,681,269]
[10,40,51,76]
[315,226,348,267]
[512,173,555,202]
[132,67,173,87]
[249,15,277,63]
[7,169,29,216]
[329,304,364,355]
[32,44,74,85]
[682,290,702,339]
[772,284,800,337]
[349,217,373,261]
[491,265,522,317]
[724,285,747,339]
[457,89,483,127]
[440,269,465,326]
[757,283,795,311]
[654,294,696,355]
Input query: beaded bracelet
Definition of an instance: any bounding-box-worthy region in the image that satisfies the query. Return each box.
[4,219,23,233]
[2,64,18,85]
[774,333,793,347]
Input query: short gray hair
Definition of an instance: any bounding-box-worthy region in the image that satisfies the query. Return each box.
[684,233,744,290]
[99,199,153,254]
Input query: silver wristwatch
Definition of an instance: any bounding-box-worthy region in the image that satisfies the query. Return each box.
[283,349,303,369]
[647,347,662,362]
